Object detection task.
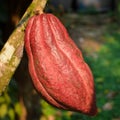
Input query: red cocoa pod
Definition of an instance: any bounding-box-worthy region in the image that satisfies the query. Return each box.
[25,13,97,116]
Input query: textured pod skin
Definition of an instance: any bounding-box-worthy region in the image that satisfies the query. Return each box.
[25,13,97,116]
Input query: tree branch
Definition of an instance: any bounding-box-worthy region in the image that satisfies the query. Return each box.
[0,0,48,95]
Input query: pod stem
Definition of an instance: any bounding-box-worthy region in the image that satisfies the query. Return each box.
[0,0,48,95]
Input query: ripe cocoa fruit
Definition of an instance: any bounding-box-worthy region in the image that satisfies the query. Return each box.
[25,13,97,116]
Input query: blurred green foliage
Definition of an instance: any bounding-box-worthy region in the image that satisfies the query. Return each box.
[85,32,120,120]
[0,80,22,120]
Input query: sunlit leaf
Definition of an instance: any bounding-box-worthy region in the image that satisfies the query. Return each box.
[41,100,56,116]
[14,103,22,117]
[8,108,15,120]
[0,104,7,118]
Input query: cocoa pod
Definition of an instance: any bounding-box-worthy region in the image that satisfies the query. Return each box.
[24,13,97,116]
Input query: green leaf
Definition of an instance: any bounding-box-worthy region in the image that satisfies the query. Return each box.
[0,104,7,118]
[8,108,15,120]
[14,103,22,117]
